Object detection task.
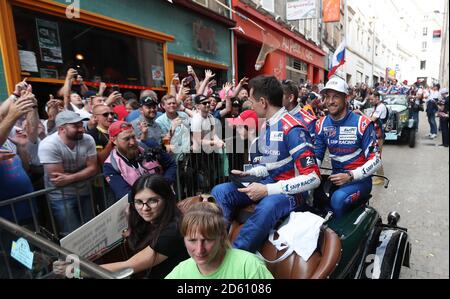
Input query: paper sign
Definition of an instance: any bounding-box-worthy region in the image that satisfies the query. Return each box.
[19,50,38,72]
[36,18,63,63]
[60,195,129,259]
[11,238,34,270]
[152,65,164,81]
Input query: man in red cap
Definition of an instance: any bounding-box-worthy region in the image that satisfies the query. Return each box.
[227,109,260,166]
[103,120,176,199]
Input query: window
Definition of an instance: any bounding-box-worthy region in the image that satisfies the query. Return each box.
[420,60,426,70]
[422,41,427,50]
[423,27,428,36]
[356,71,363,83]
[13,6,166,87]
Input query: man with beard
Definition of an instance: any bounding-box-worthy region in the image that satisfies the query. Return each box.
[131,96,164,145]
[315,76,382,218]
[38,110,98,236]
[103,121,176,199]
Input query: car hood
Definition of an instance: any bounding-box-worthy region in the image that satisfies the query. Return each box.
[386,104,408,113]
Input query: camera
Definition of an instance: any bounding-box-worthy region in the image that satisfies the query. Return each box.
[111,85,120,93]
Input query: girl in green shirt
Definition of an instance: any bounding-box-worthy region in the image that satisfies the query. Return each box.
[166,202,273,279]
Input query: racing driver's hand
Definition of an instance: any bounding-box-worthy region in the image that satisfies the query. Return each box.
[238,183,268,202]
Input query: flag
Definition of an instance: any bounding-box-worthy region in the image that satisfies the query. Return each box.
[328,39,345,79]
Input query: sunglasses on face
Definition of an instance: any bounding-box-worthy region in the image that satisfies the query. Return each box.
[96,112,116,118]
[200,101,211,106]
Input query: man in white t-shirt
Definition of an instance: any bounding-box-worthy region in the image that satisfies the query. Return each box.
[367,91,387,185]
[38,110,98,236]
[191,95,224,153]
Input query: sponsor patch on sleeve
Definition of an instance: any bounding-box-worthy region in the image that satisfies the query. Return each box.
[300,155,316,168]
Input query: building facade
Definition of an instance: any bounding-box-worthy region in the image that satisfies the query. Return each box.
[439,0,449,88]
[0,0,234,102]
[232,0,326,85]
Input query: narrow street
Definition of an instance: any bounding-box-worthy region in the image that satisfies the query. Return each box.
[370,111,449,278]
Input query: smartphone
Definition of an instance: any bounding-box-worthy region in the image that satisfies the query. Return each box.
[184,76,195,89]
[111,85,120,93]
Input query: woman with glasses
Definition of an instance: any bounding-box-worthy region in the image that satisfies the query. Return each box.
[54,174,188,278]
[165,201,273,279]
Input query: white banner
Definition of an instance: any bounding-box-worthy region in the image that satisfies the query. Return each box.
[60,195,129,259]
[286,0,317,20]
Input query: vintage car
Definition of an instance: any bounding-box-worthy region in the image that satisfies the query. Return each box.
[381,94,416,147]
[225,174,411,279]
[364,94,416,147]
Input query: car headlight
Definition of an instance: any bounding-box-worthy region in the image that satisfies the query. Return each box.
[399,113,408,123]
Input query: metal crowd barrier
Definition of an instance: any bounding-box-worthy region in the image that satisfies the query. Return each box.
[174,136,249,201]
[0,173,117,240]
[0,217,116,279]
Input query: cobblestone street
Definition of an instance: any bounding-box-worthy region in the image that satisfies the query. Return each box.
[370,112,449,279]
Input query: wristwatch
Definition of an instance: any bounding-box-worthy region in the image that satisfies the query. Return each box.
[347,172,354,182]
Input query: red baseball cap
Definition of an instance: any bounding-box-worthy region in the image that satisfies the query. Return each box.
[227,110,259,129]
[109,121,133,137]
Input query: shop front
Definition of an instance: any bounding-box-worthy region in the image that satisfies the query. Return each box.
[0,0,234,105]
[164,0,234,89]
[231,0,325,85]
[0,0,178,103]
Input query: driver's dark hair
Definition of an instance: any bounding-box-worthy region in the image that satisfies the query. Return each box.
[127,174,180,252]
[249,75,283,108]
[281,79,299,101]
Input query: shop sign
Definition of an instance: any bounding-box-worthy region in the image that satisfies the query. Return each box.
[281,37,314,62]
[193,21,218,55]
[286,0,317,20]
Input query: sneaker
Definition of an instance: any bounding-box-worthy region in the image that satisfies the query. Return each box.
[430,134,437,139]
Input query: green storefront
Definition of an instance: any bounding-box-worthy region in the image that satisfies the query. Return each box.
[0,0,233,102]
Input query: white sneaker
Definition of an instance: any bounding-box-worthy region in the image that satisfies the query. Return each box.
[431,134,437,139]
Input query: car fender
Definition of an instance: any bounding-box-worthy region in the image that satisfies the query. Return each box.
[363,227,410,279]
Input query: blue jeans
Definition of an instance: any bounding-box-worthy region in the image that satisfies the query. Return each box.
[212,182,299,253]
[427,113,437,135]
[50,195,94,236]
[329,177,372,219]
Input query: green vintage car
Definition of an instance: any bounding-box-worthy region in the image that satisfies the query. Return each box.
[228,174,411,279]
[381,94,417,147]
